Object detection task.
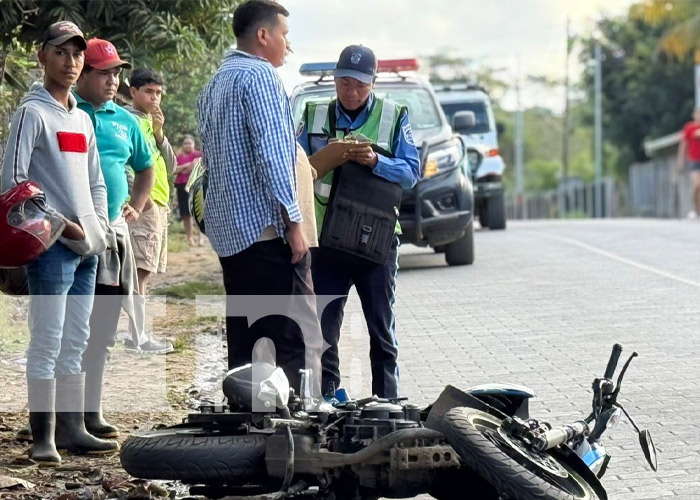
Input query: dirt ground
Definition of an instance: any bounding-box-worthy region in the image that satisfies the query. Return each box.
[0,233,226,500]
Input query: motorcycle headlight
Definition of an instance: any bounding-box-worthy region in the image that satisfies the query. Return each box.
[423,140,463,179]
[606,408,623,429]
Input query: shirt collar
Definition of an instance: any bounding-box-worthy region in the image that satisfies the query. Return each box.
[334,94,375,129]
[227,49,270,63]
[72,90,116,113]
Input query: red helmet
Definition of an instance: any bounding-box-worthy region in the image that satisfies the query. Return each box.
[0,181,65,268]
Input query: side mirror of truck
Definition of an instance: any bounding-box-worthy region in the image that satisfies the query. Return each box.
[452,111,476,134]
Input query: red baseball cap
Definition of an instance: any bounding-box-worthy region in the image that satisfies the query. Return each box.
[84,38,132,70]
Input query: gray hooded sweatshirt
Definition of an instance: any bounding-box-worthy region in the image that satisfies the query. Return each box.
[1,83,108,256]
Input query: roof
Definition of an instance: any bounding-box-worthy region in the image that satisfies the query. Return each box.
[432,84,490,104]
[432,83,488,94]
[643,131,682,157]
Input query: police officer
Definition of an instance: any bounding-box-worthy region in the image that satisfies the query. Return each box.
[298,45,420,399]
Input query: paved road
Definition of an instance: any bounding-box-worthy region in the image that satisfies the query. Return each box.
[337,219,700,499]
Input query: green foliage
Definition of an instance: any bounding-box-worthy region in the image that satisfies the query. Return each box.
[632,0,700,58]
[0,41,38,146]
[578,11,695,175]
[0,1,241,146]
[1,0,238,68]
[524,159,559,191]
[168,231,189,253]
[496,104,598,192]
[160,61,218,146]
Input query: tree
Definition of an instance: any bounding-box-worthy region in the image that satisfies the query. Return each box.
[578,12,694,176]
[632,0,700,59]
[422,48,509,103]
[1,1,238,77]
[0,1,240,145]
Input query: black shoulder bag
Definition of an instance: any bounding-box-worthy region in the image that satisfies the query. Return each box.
[319,104,403,265]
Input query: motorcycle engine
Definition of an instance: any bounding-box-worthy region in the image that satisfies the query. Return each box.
[334,402,422,451]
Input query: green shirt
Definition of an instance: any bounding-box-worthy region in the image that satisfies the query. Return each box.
[74,92,152,221]
[136,115,170,206]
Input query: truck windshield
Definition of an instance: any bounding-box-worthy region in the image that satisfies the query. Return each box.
[293,87,442,132]
[440,102,491,134]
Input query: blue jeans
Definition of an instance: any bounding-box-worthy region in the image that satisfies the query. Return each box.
[26,242,98,380]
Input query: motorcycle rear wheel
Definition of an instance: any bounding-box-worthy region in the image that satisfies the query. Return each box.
[120,426,268,483]
[442,407,600,500]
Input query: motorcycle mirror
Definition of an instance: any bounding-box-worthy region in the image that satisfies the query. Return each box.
[639,429,657,472]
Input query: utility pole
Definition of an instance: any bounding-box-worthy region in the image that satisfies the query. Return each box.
[594,40,603,218]
[561,17,571,218]
[515,56,525,219]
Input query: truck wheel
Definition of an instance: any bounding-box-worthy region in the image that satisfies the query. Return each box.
[479,209,488,229]
[445,224,474,266]
[486,193,506,230]
[434,245,446,253]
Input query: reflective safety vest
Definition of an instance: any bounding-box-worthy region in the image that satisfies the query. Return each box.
[304,97,405,234]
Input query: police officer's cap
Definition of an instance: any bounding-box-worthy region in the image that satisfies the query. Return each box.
[334,45,377,84]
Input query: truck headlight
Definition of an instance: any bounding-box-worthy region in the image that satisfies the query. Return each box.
[467,150,482,172]
[423,140,463,178]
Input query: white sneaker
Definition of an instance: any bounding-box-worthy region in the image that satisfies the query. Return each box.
[124,338,174,355]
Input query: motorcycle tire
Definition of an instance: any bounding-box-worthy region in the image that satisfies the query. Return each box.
[442,407,600,500]
[120,426,268,483]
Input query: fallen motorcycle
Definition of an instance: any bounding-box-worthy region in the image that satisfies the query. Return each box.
[120,344,657,500]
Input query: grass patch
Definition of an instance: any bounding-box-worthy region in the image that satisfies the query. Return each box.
[562,210,589,219]
[168,231,189,253]
[153,281,224,300]
[0,296,29,354]
[169,219,185,235]
[167,388,188,409]
[172,336,190,352]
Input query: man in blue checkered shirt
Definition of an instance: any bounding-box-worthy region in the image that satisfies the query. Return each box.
[197,0,312,391]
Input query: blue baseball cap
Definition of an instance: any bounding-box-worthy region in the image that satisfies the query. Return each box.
[334,45,377,84]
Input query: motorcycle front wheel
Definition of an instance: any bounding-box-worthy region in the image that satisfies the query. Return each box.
[442,407,601,500]
[120,426,269,483]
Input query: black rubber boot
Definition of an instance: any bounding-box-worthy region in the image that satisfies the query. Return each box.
[27,378,61,466]
[83,350,119,439]
[54,373,119,455]
[15,422,32,442]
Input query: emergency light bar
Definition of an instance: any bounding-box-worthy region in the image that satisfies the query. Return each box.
[299,62,336,78]
[299,59,420,78]
[377,59,419,73]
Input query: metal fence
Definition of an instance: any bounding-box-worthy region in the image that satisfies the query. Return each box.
[506,157,695,220]
[506,177,622,220]
[627,158,693,218]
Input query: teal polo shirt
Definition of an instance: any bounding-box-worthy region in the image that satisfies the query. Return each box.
[74,92,152,221]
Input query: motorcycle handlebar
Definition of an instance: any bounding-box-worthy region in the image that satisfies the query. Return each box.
[604,344,623,379]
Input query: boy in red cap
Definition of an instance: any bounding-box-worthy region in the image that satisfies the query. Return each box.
[75,37,166,440]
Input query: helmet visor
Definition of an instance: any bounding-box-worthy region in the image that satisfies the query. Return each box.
[7,198,65,250]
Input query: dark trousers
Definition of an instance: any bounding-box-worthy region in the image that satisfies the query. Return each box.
[312,236,400,398]
[219,238,316,393]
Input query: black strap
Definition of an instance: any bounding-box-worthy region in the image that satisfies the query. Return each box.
[328,99,338,137]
